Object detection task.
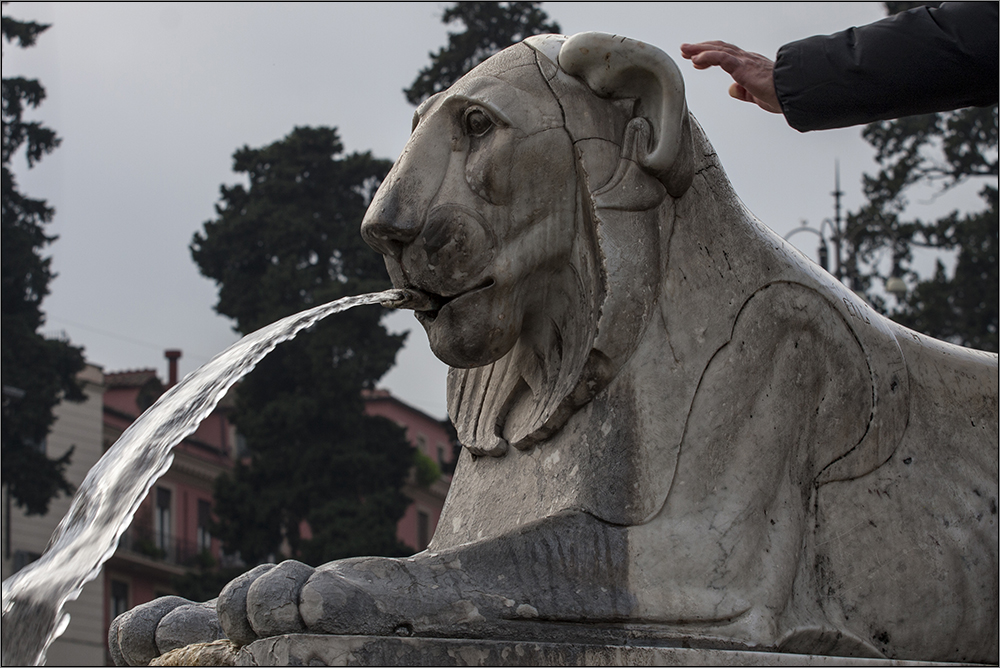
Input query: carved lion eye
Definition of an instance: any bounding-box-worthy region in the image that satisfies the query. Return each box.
[464,108,494,137]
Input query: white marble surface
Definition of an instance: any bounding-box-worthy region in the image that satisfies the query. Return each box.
[113,32,999,666]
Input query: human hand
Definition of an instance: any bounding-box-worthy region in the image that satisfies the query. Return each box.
[680,41,782,114]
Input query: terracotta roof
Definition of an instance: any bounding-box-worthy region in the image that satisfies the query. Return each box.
[362,388,449,426]
[361,388,392,400]
[104,369,160,388]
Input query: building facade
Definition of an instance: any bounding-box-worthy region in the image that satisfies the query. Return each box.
[3,354,454,665]
[100,354,238,665]
[363,389,456,552]
[2,363,108,666]
[1,354,237,666]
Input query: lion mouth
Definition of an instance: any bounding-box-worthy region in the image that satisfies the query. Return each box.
[380,288,444,312]
[411,279,495,324]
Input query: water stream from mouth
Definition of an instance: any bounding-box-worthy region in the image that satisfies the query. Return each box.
[1,289,423,666]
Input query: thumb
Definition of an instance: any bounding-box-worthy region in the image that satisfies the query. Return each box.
[728,83,753,103]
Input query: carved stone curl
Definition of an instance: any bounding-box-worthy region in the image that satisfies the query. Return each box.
[111,32,998,665]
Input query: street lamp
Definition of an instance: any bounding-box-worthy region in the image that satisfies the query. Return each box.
[785,222,830,272]
[784,161,850,285]
[885,275,908,301]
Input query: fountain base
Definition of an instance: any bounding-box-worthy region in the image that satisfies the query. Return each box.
[212,634,966,666]
[150,639,237,666]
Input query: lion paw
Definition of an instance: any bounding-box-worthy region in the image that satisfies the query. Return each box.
[299,562,402,636]
[217,561,317,645]
[109,595,221,666]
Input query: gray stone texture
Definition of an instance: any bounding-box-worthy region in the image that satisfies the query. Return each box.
[111,596,190,666]
[155,599,224,653]
[218,564,278,647]
[151,639,237,667]
[236,635,978,666]
[111,31,999,666]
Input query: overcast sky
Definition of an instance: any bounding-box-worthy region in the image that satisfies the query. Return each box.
[5,2,979,420]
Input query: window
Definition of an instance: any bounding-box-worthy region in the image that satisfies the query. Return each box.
[437,444,445,466]
[416,434,427,455]
[235,432,249,459]
[197,499,212,552]
[154,487,172,554]
[110,580,129,620]
[417,510,430,551]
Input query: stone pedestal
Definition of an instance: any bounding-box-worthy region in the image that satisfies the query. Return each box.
[236,635,975,666]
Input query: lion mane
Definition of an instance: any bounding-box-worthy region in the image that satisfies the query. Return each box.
[448,36,686,458]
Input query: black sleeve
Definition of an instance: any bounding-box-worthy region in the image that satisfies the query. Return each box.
[773,2,998,132]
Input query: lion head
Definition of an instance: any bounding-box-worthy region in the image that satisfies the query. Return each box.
[362,33,695,456]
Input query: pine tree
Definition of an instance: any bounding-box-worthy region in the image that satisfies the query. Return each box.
[191,127,413,564]
[845,2,998,351]
[405,1,560,106]
[2,11,86,516]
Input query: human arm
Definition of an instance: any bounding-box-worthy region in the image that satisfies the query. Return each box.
[774,2,999,132]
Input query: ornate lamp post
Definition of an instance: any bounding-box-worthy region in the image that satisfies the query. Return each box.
[785,162,846,281]
[786,222,830,272]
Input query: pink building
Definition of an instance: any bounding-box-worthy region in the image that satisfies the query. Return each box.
[4,349,455,665]
[363,389,456,552]
[101,366,455,661]
[101,352,237,661]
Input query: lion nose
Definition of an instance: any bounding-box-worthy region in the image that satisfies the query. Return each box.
[361,192,423,261]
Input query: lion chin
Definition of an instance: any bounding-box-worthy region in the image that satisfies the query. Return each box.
[412,280,514,370]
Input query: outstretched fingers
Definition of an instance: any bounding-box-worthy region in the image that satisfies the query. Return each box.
[680,41,746,72]
[680,41,782,114]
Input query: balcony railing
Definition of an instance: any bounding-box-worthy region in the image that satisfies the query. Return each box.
[117,530,212,568]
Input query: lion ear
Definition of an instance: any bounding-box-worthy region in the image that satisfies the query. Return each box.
[558,32,694,198]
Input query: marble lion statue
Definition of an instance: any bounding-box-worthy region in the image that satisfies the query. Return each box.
[111,33,998,665]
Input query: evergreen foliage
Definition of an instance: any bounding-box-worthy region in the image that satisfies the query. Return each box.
[844,3,998,352]
[2,11,86,516]
[404,1,560,106]
[191,126,413,564]
[413,449,442,488]
[173,565,247,605]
